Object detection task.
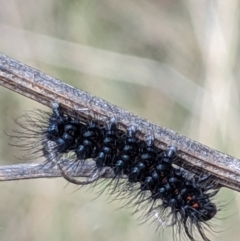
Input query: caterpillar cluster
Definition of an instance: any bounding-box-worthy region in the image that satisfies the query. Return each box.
[12,103,220,241]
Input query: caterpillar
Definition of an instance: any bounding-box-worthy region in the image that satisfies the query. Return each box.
[11,102,220,241]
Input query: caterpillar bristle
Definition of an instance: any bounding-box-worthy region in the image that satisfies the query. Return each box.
[10,102,221,241]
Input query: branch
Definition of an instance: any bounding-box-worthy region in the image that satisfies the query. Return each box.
[0,53,240,191]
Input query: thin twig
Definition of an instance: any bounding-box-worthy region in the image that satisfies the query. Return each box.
[0,160,117,181]
[0,53,240,191]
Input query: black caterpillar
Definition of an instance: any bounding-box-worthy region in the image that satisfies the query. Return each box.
[12,103,220,241]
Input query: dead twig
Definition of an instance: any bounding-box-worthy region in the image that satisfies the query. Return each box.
[0,53,240,191]
[0,160,117,181]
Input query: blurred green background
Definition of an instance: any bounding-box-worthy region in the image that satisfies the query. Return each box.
[0,0,240,240]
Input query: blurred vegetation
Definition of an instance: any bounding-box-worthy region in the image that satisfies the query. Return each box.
[0,0,240,240]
